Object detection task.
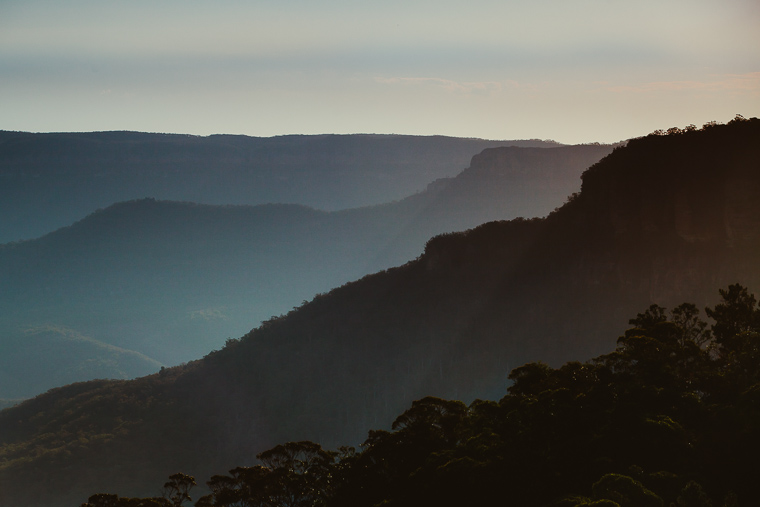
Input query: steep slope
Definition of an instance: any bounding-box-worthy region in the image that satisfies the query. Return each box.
[0,131,558,243]
[0,144,612,394]
[363,143,614,267]
[0,119,758,507]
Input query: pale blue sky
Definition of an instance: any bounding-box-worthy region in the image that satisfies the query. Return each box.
[2,0,758,143]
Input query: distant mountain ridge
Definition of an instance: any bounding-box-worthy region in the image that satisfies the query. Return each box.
[0,143,613,399]
[0,326,160,404]
[0,131,560,243]
[0,118,757,507]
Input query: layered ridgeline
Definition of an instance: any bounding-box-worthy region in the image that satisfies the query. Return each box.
[0,118,758,507]
[0,131,559,244]
[0,144,613,400]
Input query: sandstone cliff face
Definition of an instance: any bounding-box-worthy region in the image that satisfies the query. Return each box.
[422,120,760,314]
[570,120,760,306]
[457,144,615,216]
[580,123,759,241]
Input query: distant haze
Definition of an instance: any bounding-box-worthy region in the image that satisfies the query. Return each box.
[0,142,613,398]
[0,132,555,243]
[1,1,758,143]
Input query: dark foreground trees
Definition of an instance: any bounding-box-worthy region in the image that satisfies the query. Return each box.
[85,284,760,507]
[81,473,196,507]
[197,441,338,507]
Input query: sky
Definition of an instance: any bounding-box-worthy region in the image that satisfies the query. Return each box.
[1,0,759,144]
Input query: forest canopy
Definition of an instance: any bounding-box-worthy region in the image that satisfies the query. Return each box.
[82,284,760,507]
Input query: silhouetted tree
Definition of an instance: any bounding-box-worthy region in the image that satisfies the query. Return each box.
[706,284,759,349]
[162,473,196,507]
[199,441,336,507]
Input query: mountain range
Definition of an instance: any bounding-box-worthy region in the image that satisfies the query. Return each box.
[0,131,559,244]
[0,143,613,399]
[0,118,757,507]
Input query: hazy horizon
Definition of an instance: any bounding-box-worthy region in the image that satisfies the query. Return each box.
[2,0,759,144]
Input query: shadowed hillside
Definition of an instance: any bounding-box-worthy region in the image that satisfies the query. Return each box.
[0,144,612,398]
[0,131,559,243]
[78,284,760,507]
[0,118,758,507]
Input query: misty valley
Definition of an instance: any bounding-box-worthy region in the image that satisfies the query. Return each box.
[0,118,759,507]
[0,135,611,398]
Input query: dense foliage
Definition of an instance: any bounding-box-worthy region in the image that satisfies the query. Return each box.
[84,284,759,507]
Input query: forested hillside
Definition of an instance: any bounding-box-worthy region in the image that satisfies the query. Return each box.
[0,118,758,507]
[81,284,760,506]
[0,144,612,399]
[0,131,557,243]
